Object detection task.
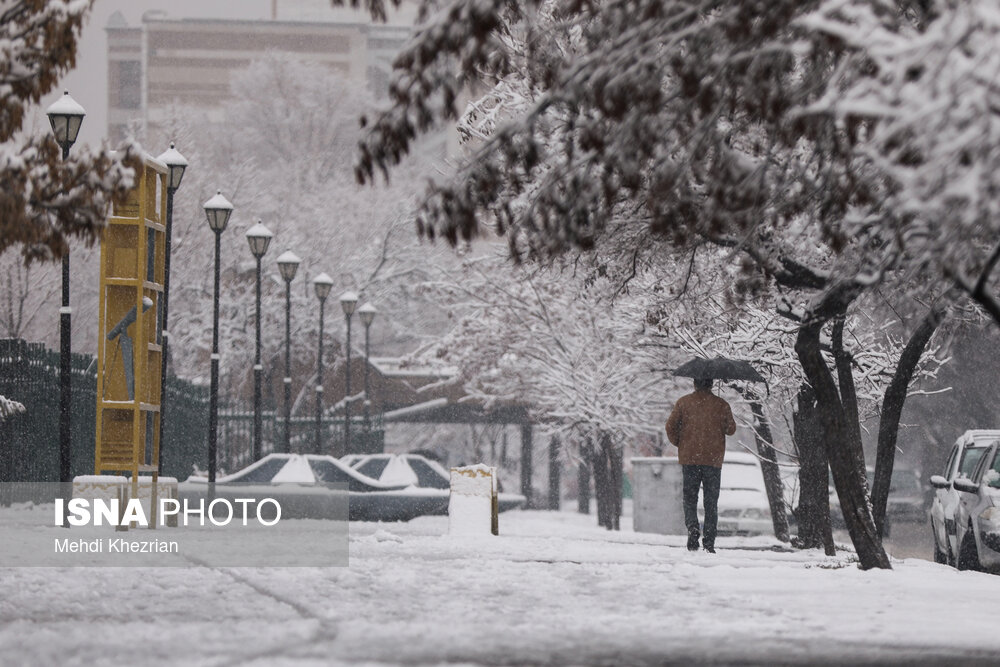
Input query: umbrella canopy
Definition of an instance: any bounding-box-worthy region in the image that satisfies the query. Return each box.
[673,356,766,383]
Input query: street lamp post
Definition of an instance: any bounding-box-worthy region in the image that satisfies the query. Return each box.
[46,91,85,486]
[245,222,274,463]
[312,273,333,455]
[203,191,233,490]
[276,251,301,453]
[155,143,188,470]
[339,291,358,458]
[358,303,377,434]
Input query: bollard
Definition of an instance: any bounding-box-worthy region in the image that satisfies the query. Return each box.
[449,465,499,536]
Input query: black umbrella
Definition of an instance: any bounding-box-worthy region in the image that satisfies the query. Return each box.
[672,356,766,383]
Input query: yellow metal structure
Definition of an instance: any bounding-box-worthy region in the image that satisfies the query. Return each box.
[94,154,168,510]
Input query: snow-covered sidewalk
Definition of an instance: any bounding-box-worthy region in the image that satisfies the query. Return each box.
[1,507,999,666]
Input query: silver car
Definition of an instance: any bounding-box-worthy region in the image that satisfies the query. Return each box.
[953,441,1000,572]
[712,452,774,537]
[929,430,998,565]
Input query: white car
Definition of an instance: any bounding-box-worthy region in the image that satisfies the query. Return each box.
[713,451,773,537]
[953,441,1000,572]
[929,430,999,565]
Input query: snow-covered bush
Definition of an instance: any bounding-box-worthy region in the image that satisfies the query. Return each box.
[0,394,25,421]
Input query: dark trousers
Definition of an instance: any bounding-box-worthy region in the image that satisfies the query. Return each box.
[682,464,722,547]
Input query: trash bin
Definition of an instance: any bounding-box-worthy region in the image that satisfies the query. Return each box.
[631,457,685,535]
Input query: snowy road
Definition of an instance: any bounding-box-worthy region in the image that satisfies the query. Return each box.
[1,508,999,666]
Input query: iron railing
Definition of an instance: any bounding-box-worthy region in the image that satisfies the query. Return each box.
[0,339,384,483]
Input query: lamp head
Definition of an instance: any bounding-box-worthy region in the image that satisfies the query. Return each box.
[276,251,301,283]
[157,142,188,191]
[358,302,377,327]
[313,272,334,301]
[203,190,233,233]
[339,291,359,316]
[46,91,86,149]
[245,221,273,259]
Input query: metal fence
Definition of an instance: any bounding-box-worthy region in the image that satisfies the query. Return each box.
[160,374,211,480]
[0,339,383,482]
[0,339,95,483]
[214,407,385,474]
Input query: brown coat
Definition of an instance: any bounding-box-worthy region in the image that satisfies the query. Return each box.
[664,390,737,468]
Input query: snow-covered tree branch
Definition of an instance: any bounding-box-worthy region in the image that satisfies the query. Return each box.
[0,0,138,263]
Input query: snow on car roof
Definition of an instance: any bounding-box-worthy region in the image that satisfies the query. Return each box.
[722,452,765,491]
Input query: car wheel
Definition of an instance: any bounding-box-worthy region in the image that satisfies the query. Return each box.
[957,528,981,572]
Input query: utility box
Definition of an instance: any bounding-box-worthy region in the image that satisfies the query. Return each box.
[631,457,686,535]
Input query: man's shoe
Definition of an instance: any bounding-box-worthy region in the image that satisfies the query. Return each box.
[687,531,700,551]
[703,544,716,554]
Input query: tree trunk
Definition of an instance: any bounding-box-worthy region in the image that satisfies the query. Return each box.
[831,317,864,460]
[577,441,592,514]
[602,432,623,531]
[792,384,836,555]
[591,440,611,528]
[796,309,891,570]
[746,397,790,542]
[871,306,945,537]
[520,422,534,509]
[828,314,874,537]
[548,434,561,510]
[589,432,622,530]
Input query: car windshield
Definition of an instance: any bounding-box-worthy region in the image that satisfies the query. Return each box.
[406,458,450,489]
[959,446,989,478]
[355,457,389,481]
[225,457,288,483]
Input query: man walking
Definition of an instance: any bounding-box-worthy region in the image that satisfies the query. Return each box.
[665,377,737,553]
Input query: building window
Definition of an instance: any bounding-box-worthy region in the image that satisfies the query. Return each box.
[111,61,141,109]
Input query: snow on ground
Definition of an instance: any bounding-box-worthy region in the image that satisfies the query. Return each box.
[1,506,999,666]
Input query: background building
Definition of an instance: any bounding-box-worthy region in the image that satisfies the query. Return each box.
[106,4,414,142]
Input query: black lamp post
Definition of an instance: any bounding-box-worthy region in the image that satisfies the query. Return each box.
[339,291,358,458]
[312,273,333,455]
[358,302,376,434]
[276,251,301,453]
[46,91,85,486]
[155,143,187,470]
[203,190,233,489]
[245,221,273,463]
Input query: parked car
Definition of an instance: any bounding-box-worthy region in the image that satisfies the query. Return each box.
[712,451,773,537]
[886,468,926,524]
[350,453,527,513]
[181,453,452,522]
[929,430,999,565]
[952,441,1000,572]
